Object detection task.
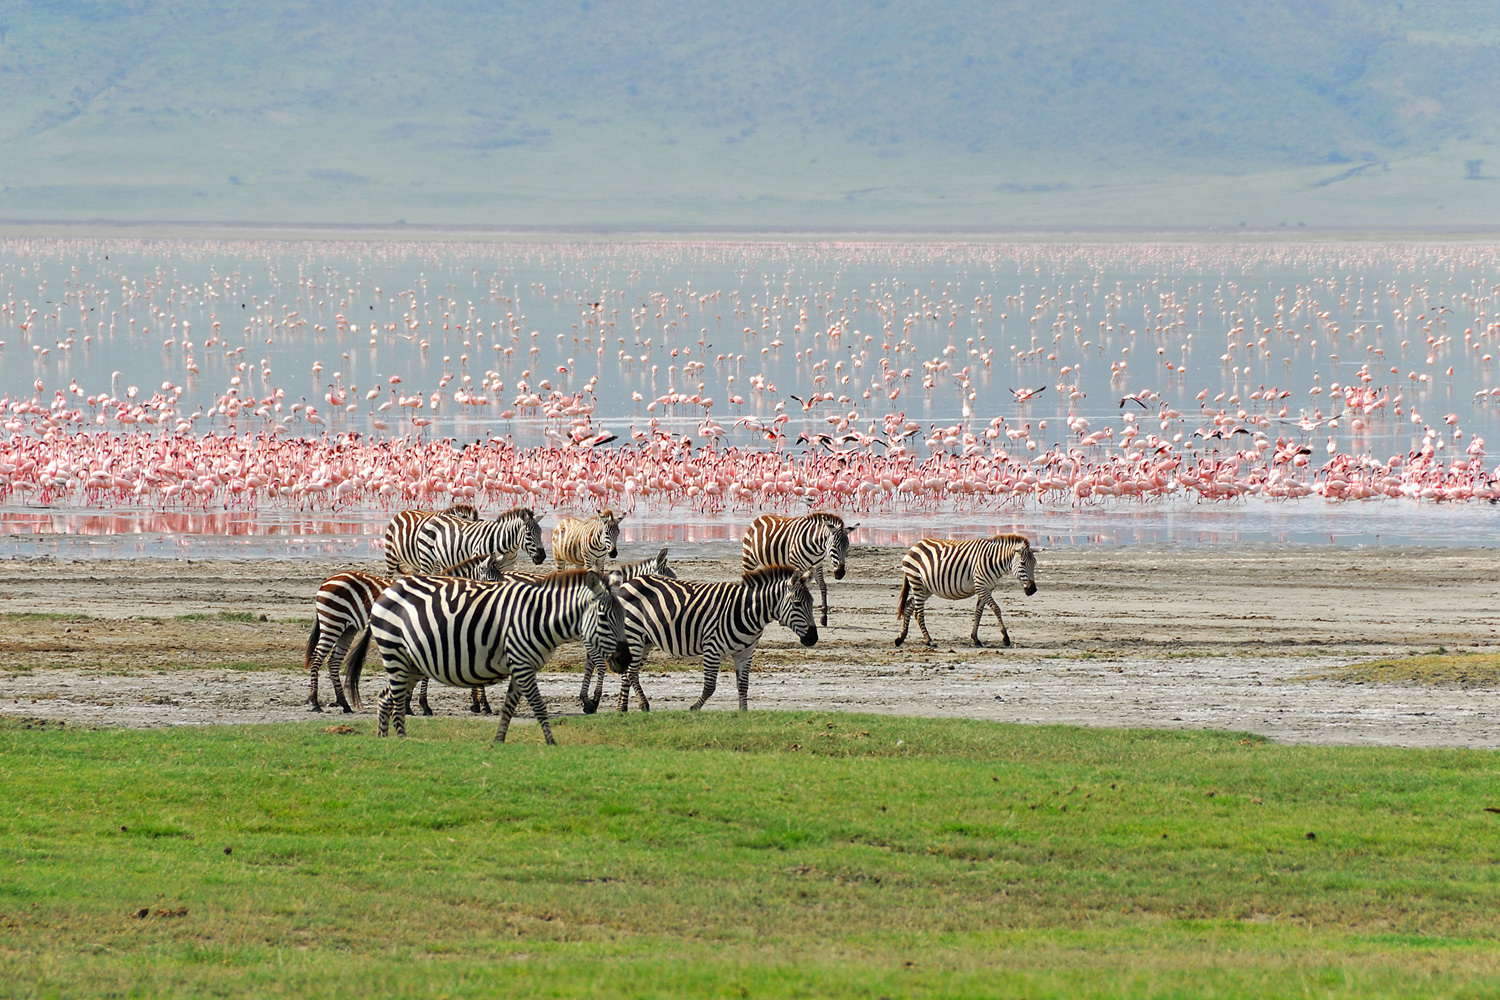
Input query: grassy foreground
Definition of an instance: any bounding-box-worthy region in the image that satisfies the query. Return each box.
[1,714,1498,999]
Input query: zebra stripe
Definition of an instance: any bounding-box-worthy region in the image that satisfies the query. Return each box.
[358,569,628,743]
[415,506,546,576]
[895,534,1038,648]
[382,503,480,575]
[552,509,623,569]
[740,512,856,626]
[597,566,817,715]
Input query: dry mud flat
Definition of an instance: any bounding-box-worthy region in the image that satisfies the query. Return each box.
[0,545,1497,747]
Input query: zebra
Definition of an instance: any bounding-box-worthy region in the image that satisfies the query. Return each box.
[552,509,624,570]
[382,503,480,575]
[414,506,547,576]
[894,534,1038,648]
[304,559,506,714]
[588,566,817,715]
[576,547,678,712]
[740,512,856,626]
[351,569,629,743]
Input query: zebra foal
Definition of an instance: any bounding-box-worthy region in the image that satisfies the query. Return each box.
[895,535,1037,648]
[552,509,623,569]
[355,570,629,744]
[740,512,855,625]
[588,566,818,715]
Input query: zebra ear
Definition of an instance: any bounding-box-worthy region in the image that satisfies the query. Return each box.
[847,522,860,532]
[656,547,669,570]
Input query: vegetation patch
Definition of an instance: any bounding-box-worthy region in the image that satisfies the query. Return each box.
[0,713,1498,997]
[1302,649,1500,688]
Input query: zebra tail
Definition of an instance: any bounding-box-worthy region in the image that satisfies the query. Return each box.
[897,576,910,618]
[343,627,373,711]
[303,617,320,676]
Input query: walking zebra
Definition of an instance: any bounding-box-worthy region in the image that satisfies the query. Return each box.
[895,534,1038,648]
[304,559,505,714]
[589,566,817,715]
[382,503,480,575]
[352,569,629,743]
[415,506,546,576]
[552,509,623,569]
[740,512,856,625]
[576,548,678,712]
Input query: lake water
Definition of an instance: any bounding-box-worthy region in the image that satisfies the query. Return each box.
[3,236,1500,556]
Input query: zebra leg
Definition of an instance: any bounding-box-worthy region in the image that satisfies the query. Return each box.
[326,629,355,713]
[913,593,936,647]
[732,647,754,711]
[895,599,913,646]
[689,649,723,711]
[631,660,650,713]
[971,594,987,646]
[580,656,600,714]
[376,684,393,737]
[469,687,483,714]
[815,565,829,626]
[417,677,433,717]
[307,646,324,713]
[986,590,1012,647]
[477,685,493,715]
[494,677,524,744]
[516,668,557,746]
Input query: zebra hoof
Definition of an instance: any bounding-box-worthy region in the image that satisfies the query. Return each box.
[421,707,434,718]
[972,637,985,647]
[337,704,352,715]
[308,702,323,713]
[468,702,482,715]
[1001,636,1012,648]
[580,700,598,715]
[894,635,905,647]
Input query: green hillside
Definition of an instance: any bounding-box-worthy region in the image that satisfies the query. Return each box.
[3,0,1500,228]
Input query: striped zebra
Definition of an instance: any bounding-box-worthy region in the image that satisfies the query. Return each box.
[895,534,1038,648]
[590,566,817,715]
[415,506,546,576]
[740,512,856,626]
[552,509,624,569]
[304,560,506,714]
[577,548,678,712]
[382,503,480,575]
[352,569,629,743]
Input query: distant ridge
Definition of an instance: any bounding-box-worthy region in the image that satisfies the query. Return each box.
[2,1,1499,228]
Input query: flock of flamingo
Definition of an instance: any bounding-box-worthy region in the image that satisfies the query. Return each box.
[1,238,1499,519]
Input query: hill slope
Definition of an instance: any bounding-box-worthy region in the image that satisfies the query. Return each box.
[3,0,1500,227]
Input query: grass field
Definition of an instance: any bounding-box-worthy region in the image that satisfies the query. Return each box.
[2,713,1498,998]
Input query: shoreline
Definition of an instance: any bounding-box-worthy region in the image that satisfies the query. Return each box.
[0,544,1496,745]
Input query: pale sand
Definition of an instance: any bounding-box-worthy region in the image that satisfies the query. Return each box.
[0,545,1496,747]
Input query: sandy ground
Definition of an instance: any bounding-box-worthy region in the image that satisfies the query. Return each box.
[0,545,1497,747]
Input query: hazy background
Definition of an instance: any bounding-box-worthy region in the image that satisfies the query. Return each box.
[4,0,1500,229]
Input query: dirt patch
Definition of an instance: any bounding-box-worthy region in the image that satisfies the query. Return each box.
[0,545,1497,747]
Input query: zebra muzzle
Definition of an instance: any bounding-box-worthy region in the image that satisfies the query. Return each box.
[1024,582,1037,596]
[800,624,819,647]
[833,565,846,580]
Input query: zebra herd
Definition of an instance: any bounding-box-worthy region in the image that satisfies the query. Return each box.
[302,505,1038,744]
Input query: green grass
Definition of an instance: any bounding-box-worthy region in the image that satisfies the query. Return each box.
[1304,650,1500,688]
[0,612,93,623]
[2,713,1499,998]
[173,611,267,623]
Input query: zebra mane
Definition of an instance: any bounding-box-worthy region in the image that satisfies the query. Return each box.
[809,512,846,530]
[742,565,801,586]
[496,506,534,523]
[990,533,1032,547]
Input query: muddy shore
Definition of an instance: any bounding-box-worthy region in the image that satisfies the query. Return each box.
[1,545,1496,747]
